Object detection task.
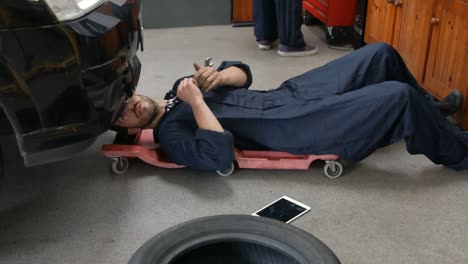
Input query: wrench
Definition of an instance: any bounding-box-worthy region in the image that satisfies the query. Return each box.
[204,57,214,67]
[166,57,214,111]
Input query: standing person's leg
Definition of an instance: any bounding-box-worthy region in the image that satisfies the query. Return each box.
[275,0,305,48]
[253,0,278,50]
[275,0,318,57]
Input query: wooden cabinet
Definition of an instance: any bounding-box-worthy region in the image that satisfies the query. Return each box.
[232,0,253,23]
[425,0,468,128]
[364,0,397,44]
[365,0,468,129]
[393,0,436,83]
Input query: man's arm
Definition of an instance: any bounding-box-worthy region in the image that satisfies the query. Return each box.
[159,122,234,171]
[177,78,224,132]
[191,100,224,132]
[160,77,234,171]
[194,62,249,92]
[219,66,248,87]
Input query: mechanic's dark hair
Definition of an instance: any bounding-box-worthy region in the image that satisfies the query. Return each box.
[109,125,127,133]
[109,126,139,144]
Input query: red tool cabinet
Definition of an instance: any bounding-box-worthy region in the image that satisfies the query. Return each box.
[303,0,357,27]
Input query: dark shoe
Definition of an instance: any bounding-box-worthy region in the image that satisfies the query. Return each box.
[436,90,464,116]
[277,44,318,57]
[257,40,273,50]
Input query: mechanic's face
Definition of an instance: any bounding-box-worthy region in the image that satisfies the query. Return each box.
[113,94,158,128]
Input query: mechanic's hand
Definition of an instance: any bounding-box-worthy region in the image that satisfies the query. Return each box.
[177,78,204,107]
[193,63,225,92]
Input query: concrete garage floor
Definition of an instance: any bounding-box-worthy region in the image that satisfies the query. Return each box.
[0,25,467,264]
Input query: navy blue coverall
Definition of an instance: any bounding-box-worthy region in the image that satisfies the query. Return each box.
[154,43,468,171]
[253,0,306,48]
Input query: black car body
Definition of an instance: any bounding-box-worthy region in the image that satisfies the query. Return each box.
[0,0,142,166]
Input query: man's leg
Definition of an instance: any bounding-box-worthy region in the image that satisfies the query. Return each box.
[278,42,462,115]
[278,43,403,98]
[336,81,468,170]
[293,42,462,114]
[285,43,420,91]
[253,0,278,49]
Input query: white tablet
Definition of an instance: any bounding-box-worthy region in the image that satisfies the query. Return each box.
[252,196,311,224]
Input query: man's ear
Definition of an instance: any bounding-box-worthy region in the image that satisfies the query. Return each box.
[128,128,141,135]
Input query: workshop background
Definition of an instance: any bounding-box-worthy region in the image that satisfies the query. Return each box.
[0,0,467,264]
[142,0,232,28]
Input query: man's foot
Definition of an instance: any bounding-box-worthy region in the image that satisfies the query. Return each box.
[257,40,273,50]
[436,90,464,116]
[277,44,319,57]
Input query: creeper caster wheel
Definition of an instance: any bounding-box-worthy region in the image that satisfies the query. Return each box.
[323,160,343,179]
[111,157,129,175]
[216,162,235,177]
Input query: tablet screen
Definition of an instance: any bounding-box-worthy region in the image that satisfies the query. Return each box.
[255,198,309,223]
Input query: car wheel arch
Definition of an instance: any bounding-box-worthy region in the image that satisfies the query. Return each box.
[0,101,27,157]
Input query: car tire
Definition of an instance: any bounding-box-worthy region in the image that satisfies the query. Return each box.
[129,215,341,264]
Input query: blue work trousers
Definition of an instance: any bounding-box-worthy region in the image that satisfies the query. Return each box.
[253,0,306,48]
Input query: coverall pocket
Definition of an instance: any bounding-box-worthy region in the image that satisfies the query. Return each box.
[281,78,339,100]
